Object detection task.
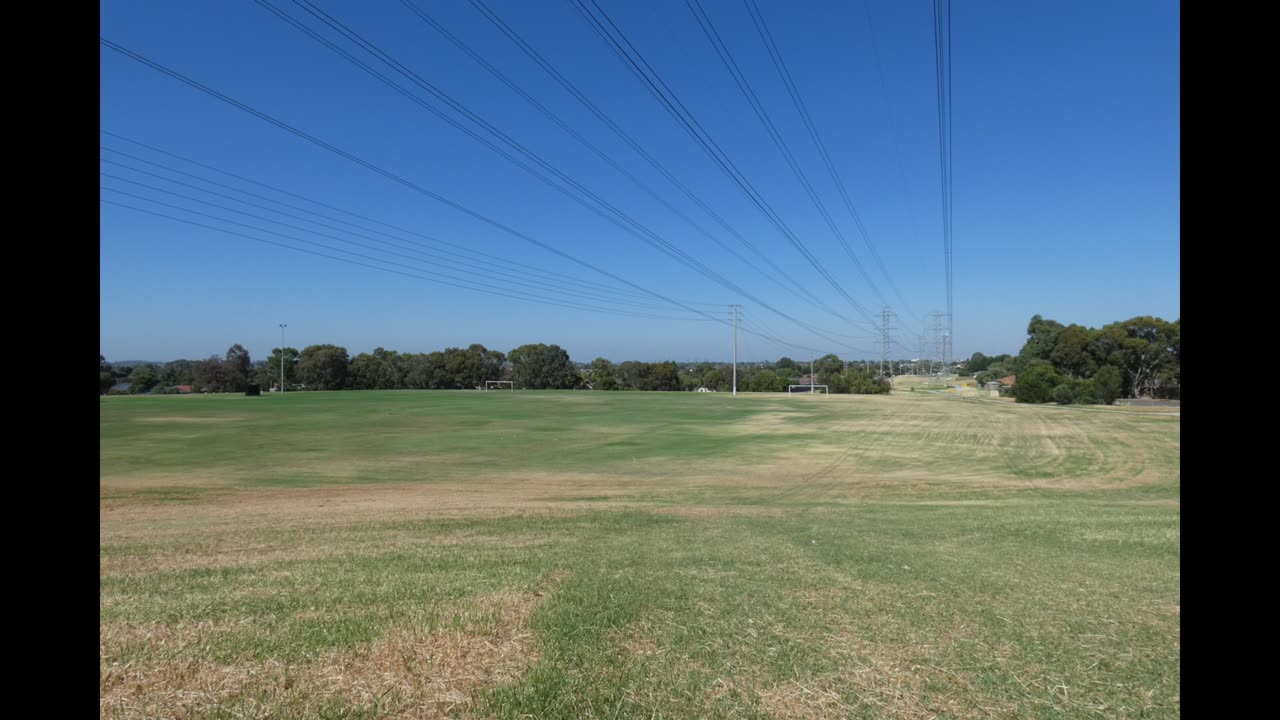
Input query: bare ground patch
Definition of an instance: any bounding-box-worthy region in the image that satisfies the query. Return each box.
[100,574,567,719]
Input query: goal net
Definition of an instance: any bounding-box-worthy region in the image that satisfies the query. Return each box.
[484,380,514,391]
[788,385,829,396]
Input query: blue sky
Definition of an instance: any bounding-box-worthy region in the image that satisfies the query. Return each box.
[100,0,1179,364]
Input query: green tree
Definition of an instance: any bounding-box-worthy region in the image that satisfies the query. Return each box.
[508,343,574,389]
[1094,316,1178,398]
[405,352,448,389]
[128,365,160,394]
[1053,381,1077,405]
[589,357,618,390]
[1020,315,1065,362]
[616,360,650,390]
[1092,365,1123,405]
[100,355,116,394]
[193,356,233,392]
[650,361,681,391]
[1075,379,1099,405]
[700,366,730,392]
[225,344,252,391]
[1049,325,1097,378]
[777,356,796,369]
[1014,363,1061,404]
[814,354,844,378]
[350,347,406,390]
[256,348,299,390]
[159,359,196,387]
[298,344,350,390]
[966,352,993,373]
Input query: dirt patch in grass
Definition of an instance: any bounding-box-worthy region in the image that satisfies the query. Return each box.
[101,574,567,719]
[719,411,815,436]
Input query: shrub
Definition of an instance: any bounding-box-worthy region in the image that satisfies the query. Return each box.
[1015,363,1061,404]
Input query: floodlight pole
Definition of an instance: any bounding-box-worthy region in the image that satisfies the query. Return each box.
[731,304,739,396]
[810,354,815,392]
[279,323,287,393]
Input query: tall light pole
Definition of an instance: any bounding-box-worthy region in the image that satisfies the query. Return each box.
[279,323,287,393]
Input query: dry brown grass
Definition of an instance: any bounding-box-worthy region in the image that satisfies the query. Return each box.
[132,416,246,424]
[100,576,566,719]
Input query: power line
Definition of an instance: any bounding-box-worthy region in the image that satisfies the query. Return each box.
[99,149,719,310]
[462,0,847,324]
[741,0,919,321]
[565,0,880,329]
[99,135,659,301]
[100,194,704,322]
[859,0,927,280]
[396,0,838,324]
[258,0,863,347]
[932,0,954,362]
[99,37,846,357]
[684,0,892,314]
[99,169,700,313]
[99,36,726,324]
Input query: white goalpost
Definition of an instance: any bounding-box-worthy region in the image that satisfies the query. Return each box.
[788,384,829,397]
[484,381,514,391]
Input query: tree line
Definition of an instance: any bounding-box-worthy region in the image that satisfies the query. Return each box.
[967,314,1180,405]
[100,343,891,395]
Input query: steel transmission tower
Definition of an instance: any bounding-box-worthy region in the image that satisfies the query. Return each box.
[880,307,894,377]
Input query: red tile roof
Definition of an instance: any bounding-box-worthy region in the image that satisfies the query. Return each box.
[997,375,1017,385]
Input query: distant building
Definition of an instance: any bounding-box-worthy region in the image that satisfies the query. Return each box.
[174,385,193,394]
[990,375,1017,398]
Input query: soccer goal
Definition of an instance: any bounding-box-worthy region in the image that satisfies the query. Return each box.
[484,380,514,391]
[788,384,829,396]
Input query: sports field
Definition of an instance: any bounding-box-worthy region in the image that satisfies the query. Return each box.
[100,390,1180,718]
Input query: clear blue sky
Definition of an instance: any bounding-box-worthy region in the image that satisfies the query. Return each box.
[100,0,1179,364]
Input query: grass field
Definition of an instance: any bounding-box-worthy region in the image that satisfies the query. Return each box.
[100,390,1180,719]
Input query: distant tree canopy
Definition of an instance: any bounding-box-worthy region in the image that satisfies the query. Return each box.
[1008,314,1179,404]
[100,355,116,394]
[298,345,350,390]
[508,343,576,390]
[103,344,900,396]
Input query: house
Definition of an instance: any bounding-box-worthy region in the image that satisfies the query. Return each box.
[174,385,193,394]
[796,374,815,386]
[996,374,1017,386]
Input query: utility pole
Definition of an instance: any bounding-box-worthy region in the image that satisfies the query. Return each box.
[279,323,287,393]
[810,353,815,392]
[730,304,739,396]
